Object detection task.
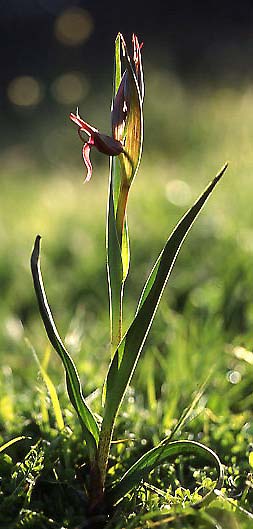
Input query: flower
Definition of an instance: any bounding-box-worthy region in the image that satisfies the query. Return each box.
[70,34,143,184]
[70,109,123,182]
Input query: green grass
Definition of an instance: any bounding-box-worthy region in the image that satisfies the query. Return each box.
[1,73,253,527]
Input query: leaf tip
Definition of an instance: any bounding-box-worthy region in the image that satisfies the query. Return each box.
[31,235,42,269]
[216,161,228,181]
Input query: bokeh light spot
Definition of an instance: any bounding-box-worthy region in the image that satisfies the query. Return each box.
[55,8,93,46]
[166,179,192,206]
[227,370,241,385]
[51,72,89,104]
[7,76,42,107]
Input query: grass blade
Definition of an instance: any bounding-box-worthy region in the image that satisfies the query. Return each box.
[31,235,99,458]
[26,338,65,431]
[168,374,211,441]
[106,439,224,507]
[214,489,253,521]
[40,363,65,431]
[104,164,227,430]
[0,436,30,453]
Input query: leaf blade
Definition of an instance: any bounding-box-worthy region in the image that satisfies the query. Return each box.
[104,164,228,426]
[106,439,224,507]
[136,164,228,312]
[31,236,99,457]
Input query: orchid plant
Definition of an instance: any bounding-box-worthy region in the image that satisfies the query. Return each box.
[31,33,226,516]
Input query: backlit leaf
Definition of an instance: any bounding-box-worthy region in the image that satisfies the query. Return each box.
[31,236,99,459]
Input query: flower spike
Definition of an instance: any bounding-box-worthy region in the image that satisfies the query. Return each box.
[70,34,144,184]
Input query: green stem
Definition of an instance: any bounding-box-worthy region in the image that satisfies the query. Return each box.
[111,285,123,353]
[110,182,130,352]
[88,458,105,513]
[102,179,131,496]
[116,182,130,244]
[96,418,115,502]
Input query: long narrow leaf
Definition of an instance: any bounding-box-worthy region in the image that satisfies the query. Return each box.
[104,164,227,427]
[136,164,227,313]
[31,236,99,458]
[106,439,224,507]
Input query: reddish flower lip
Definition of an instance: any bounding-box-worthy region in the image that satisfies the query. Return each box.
[70,109,123,182]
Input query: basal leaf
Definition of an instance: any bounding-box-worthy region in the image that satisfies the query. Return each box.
[31,236,99,458]
[106,439,224,507]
